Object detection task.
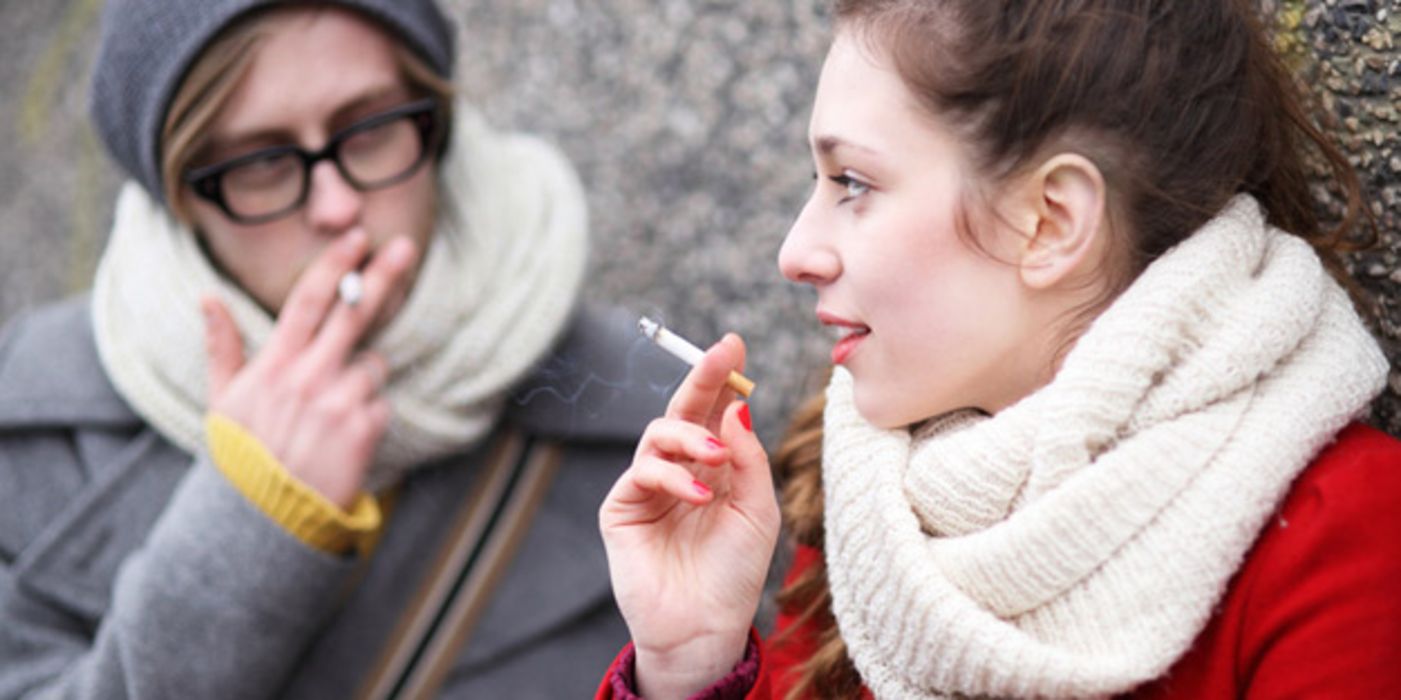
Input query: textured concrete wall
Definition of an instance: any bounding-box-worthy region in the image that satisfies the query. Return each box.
[1,1,1397,442]
[1271,0,1401,434]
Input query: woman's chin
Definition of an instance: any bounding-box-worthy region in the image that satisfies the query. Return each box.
[853,388,909,431]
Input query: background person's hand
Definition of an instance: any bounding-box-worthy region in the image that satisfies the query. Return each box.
[202,229,418,508]
[600,334,781,699]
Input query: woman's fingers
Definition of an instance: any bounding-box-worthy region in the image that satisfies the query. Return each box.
[608,454,715,517]
[303,235,418,370]
[703,334,746,427]
[666,334,745,427]
[605,408,767,527]
[201,295,245,403]
[637,418,731,467]
[717,401,777,516]
[265,228,370,358]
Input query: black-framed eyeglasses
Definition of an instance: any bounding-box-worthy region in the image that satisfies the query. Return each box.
[184,98,443,225]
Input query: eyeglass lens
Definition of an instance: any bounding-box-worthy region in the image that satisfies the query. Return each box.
[220,111,428,221]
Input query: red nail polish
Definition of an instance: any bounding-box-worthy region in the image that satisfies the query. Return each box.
[692,480,712,497]
[739,404,752,431]
[705,437,726,451]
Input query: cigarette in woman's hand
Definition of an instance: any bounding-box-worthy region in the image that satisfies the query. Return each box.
[338,271,364,307]
[638,316,755,398]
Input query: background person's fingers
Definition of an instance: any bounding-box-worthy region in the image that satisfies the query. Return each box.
[366,396,393,434]
[304,235,418,369]
[347,397,393,462]
[324,352,389,406]
[265,228,369,357]
[201,295,246,403]
[311,357,390,423]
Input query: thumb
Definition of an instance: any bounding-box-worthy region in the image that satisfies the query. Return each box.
[201,295,245,403]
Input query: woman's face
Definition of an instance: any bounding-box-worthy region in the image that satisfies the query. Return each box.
[779,33,1053,429]
[182,8,437,314]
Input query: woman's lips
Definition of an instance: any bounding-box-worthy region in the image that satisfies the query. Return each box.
[831,327,870,365]
[818,310,870,365]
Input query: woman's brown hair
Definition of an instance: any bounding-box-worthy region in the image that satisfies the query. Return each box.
[774,1,1372,697]
[160,6,457,224]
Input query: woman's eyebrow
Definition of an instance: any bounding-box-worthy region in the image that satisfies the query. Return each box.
[325,87,409,129]
[202,87,411,157]
[197,128,294,164]
[814,134,881,158]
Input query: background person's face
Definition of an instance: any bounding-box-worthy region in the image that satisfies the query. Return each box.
[183,8,438,314]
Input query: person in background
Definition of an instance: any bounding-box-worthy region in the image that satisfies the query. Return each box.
[0,0,669,696]
[598,0,1401,697]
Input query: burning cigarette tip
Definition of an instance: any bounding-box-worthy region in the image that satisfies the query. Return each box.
[637,316,756,398]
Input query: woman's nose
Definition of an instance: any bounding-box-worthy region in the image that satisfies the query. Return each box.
[778,198,840,285]
[305,160,363,234]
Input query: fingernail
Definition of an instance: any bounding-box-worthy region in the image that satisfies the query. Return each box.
[692,480,712,497]
[739,404,752,432]
[705,437,726,452]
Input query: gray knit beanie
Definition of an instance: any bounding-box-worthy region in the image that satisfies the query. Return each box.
[90,0,455,203]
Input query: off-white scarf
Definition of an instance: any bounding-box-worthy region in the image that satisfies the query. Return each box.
[822,196,1388,699]
[92,103,587,490]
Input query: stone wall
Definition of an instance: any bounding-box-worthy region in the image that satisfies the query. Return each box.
[1272,0,1401,433]
[0,0,1396,441]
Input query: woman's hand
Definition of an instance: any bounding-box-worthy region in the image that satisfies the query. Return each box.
[201,229,418,508]
[600,334,781,700]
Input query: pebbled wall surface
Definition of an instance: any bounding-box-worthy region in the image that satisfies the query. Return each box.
[0,0,1396,441]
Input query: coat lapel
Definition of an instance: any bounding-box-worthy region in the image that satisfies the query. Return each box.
[0,297,136,429]
[10,430,190,623]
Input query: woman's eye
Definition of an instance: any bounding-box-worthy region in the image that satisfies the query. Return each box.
[828,171,870,202]
[225,153,299,189]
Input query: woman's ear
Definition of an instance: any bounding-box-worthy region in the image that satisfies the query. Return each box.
[1016,153,1107,290]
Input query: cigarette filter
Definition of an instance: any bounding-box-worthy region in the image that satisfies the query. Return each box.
[638,316,755,398]
[338,271,364,307]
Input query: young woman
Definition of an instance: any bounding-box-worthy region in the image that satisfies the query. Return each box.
[0,0,670,696]
[598,1,1401,698]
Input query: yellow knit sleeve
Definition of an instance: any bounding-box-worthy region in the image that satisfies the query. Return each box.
[204,413,382,557]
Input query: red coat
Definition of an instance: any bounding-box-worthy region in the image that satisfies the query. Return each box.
[599,423,1401,699]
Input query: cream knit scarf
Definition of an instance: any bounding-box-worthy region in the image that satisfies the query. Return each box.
[821,195,1388,699]
[92,103,587,490]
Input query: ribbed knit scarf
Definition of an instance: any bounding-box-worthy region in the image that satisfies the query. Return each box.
[92,103,587,490]
[821,195,1388,699]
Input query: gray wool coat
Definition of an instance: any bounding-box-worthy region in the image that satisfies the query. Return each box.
[0,297,678,699]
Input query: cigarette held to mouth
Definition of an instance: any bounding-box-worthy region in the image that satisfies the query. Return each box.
[638,316,756,398]
[338,271,364,307]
